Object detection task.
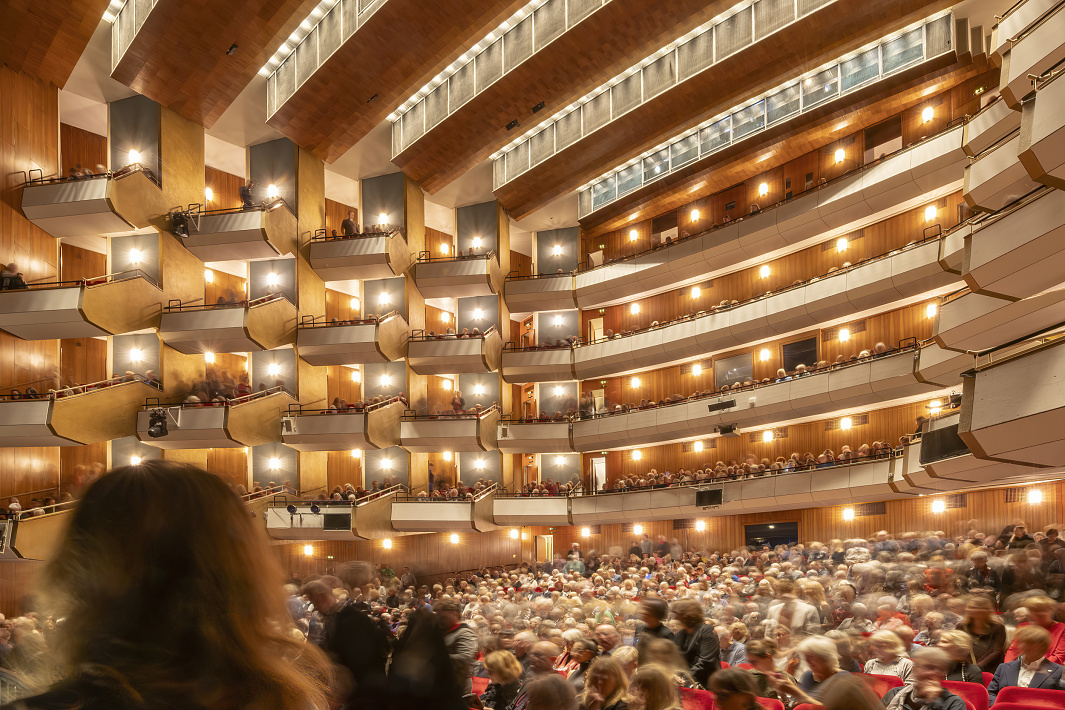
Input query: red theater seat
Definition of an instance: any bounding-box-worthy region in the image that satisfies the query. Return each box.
[854,673,904,698]
[942,681,989,710]
[994,687,1065,708]
[679,687,713,710]
[471,677,488,696]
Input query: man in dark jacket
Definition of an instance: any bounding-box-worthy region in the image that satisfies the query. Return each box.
[635,598,674,663]
[434,597,478,697]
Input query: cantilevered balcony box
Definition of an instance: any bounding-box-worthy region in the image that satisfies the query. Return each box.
[400,406,500,453]
[1000,3,1065,108]
[963,134,1040,212]
[503,274,577,312]
[0,376,160,446]
[20,167,164,239]
[281,397,404,451]
[136,388,295,448]
[1018,73,1065,189]
[265,486,404,541]
[0,271,164,340]
[309,229,412,281]
[963,98,1021,157]
[412,253,503,299]
[569,486,697,526]
[181,204,296,262]
[297,312,408,366]
[500,345,576,383]
[390,485,499,532]
[159,294,297,354]
[407,328,502,375]
[493,494,572,526]
[496,419,575,454]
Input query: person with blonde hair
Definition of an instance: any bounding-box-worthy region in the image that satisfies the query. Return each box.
[481,649,524,709]
[768,637,879,710]
[580,656,630,710]
[936,630,982,683]
[625,665,680,710]
[863,629,914,683]
[612,646,639,680]
[988,624,1065,704]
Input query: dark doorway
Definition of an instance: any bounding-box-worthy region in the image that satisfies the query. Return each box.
[745,521,799,550]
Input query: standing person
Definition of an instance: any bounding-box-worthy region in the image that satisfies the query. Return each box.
[239,179,257,210]
[341,210,358,236]
[400,565,417,590]
[671,598,721,688]
[1,460,332,710]
[452,390,466,413]
[635,598,674,663]
[434,598,478,697]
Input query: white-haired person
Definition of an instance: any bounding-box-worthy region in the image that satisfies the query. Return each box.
[882,647,966,710]
[864,629,914,684]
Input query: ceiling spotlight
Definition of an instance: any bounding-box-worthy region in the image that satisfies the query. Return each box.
[692,364,702,376]
[130,455,142,466]
[267,184,279,198]
[205,187,214,202]
[552,245,561,256]
[268,363,280,376]
[690,209,700,222]
[836,237,848,253]
[694,441,703,452]
[838,328,850,343]
[931,499,945,514]
[378,212,389,225]
[630,377,640,389]
[632,450,642,461]
[205,352,215,364]
[129,348,143,363]
[922,106,934,123]
[630,302,640,315]
[840,417,852,431]
[762,430,773,443]
[205,269,214,283]
[759,265,770,279]
[758,182,768,196]
[926,303,937,319]
[843,507,855,521]
[629,229,638,242]
[759,348,771,362]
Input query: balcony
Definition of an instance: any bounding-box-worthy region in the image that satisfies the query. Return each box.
[20,167,163,238]
[999,1,1065,108]
[407,327,502,375]
[496,419,574,454]
[281,396,405,451]
[962,98,1022,158]
[1018,71,1065,190]
[0,270,163,340]
[503,274,577,312]
[390,484,499,532]
[501,344,576,383]
[569,485,701,525]
[963,133,1040,212]
[296,312,409,366]
[158,294,297,354]
[265,487,404,541]
[136,387,295,448]
[493,493,572,527]
[0,376,160,446]
[181,204,296,262]
[11,501,77,560]
[914,413,1041,487]
[308,229,412,281]
[411,252,503,299]
[399,405,500,453]
[934,289,1065,354]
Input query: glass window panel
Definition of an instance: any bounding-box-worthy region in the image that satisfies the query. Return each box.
[732,100,765,140]
[616,162,642,196]
[801,65,839,109]
[767,83,800,124]
[782,337,818,373]
[643,148,670,182]
[591,176,616,210]
[840,47,880,92]
[670,133,700,169]
[882,27,924,74]
[700,116,731,154]
[715,353,753,389]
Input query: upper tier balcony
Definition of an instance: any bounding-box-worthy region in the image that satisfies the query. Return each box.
[0,375,160,446]
[504,274,578,313]
[265,486,404,541]
[399,405,500,453]
[496,419,574,454]
[20,166,163,238]
[502,230,965,383]
[1018,70,1065,190]
[914,411,1041,489]
[411,252,503,299]
[999,1,1065,108]
[962,132,1040,212]
[308,228,412,281]
[158,294,297,354]
[390,484,499,532]
[962,98,1021,158]
[180,203,296,262]
[935,289,1065,354]
[135,387,295,448]
[0,270,163,340]
[492,491,574,527]
[297,312,409,366]
[407,327,502,375]
[280,396,405,452]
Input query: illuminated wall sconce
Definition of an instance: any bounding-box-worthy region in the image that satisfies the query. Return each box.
[205,187,214,202]
[128,149,141,165]
[838,328,850,343]
[378,292,391,306]
[553,385,564,396]
[130,455,142,466]
[581,526,591,537]
[267,184,279,198]
[834,148,845,164]
[929,399,942,416]
[378,212,389,225]
[695,520,706,531]
[474,458,486,470]
[552,245,562,256]
[630,302,640,315]
[351,449,361,459]
[205,269,214,283]
[205,352,215,364]
[442,378,452,391]
[553,315,563,326]
[473,308,484,320]
[441,312,450,323]
[630,377,641,389]
[762,430,773,443]
[836,237,848,253]
[382,538,392,549]
[1029,489,1043,504]
[472,237,482,248]
[379,374,391,387]
[924,205,937,222]
[759,265,770,279]
[350,297,360,311]
[694,441,704,452]
[692,364,702,376]
[380,458,393,470]
[691,286,700,299]
[129,249,142,264]
[690,209,700,222]
[758,182,769,196]
[931,499,945,513]
[759,348,771,362]
[926,303,937,319]
[450,533,460,544]
[129,348,143,363]
[268,457,280,470]
[474,384,485,396]
[510,529,519,539]
[351,369,361,383]
[303,544,314,557]
[266,272,280,288]
[633,524,643,535]
[555,455,565,466]
[267,363,280,376]
[632,450,642,461]
[842,507,855,521]
[629,229,638,242]
[922,106,934,123]
[840,417,852,431]
[440,243,450,255]
[443,451,452,461]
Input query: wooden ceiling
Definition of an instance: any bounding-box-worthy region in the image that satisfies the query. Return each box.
[0,0,110,87]
[110,0,320,129]
[494,0,953,220]
[267,0,528,164]
[580,62,991,238]
[392,0,745,195]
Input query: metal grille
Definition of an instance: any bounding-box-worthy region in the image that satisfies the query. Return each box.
[578,189,592,218]
[824,413,869,430]
[400,100,424,151]
[568,0,601,26]
[715,6,753,61]
[946,493,967,509]
[276,57,296,107]
[925,14,953,56]
[555,109,582,150]
[319,4,342,61]
[503,15,534,72]
[507,140,530,182]
[611,73,642,119]
[449,61,476,111]
[643,53,677,101]
[883,27,924,74]
[535,0,566,51]
[266,73,276,116]
[118,3,136,59]
[798,0,832,16]
[821,320,866,342]
[425,84,449,130]
[767,83,800,124]
[841,47,879,92]
[682,439,716,453]
[616,162,642,196]
[476,39,503,93]
[678,29,714,80]
[295,31,317,88]
[754,0,795,39]
[749,427,787,442]
[493,158,506,190]
[855,501,886,517]
[670,133,700,168]
[582,91,611,135]
[529,127,555,167]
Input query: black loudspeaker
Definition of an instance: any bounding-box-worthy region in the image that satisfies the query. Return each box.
[706,399,737,413]
[323,513,352,531]
[919,424,969,466]
[696,489,723,507]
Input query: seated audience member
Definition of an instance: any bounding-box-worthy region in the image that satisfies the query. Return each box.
[988,624,1065,705]
[936,630,983,683]
[481,649,524,709]
[579,656,630,710]
[567,638,601,692]
[671,598,721,687]
[525,673,579,710]
[709,669,761,710]
[624,665,680,710]
[745,638,796,703]
[768,636,878,709]
[882,647,966,710]
[1004,596,1065,665]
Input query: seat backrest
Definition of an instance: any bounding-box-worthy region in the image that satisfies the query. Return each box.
[995,687,1065,708]
[942,681,989,710]
[721,662,730,669]
[854,673,904,698]
[679,687,714,710]
[754,698,785,710]
[981,672,993,687]
[471,677,489,696]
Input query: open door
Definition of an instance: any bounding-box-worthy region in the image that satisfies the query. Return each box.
[520,315,534,348]
[521,383,535,418]
[591,388,605,415]
[589,455,606,492]
[537,534,554,564]
[588,317,603,343]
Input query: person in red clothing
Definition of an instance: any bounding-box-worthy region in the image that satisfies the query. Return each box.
[1004,595,1065,665]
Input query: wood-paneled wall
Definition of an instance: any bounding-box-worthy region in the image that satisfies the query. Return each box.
[325,364,361,405]
[207,448,247,489]
[204,166,244,211]
[59,123,106,177]
[510,250,533,278]
[325,198,357,237]
[325,288,360,322]
[426,227,453,259]
[204,268,245,306]
[582,194,962,340]
[580,401,924,488]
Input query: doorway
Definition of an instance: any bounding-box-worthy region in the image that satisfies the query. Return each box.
[588,317,603,343]
[744,521,799,550]
[536,534,554,563]
[589,455,606,492]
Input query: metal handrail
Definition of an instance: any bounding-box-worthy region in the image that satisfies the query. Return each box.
[310,226,398,242]
[163,292,285,312]
[1,373,159,401]
[403,402,500,421]
[7,268,159,292]
[286,394,407,416]
[22,162,158,187]
[417,249,495,263]
[410,324,498,341]
[298,309,399,328]
[396,482,500,503]
[147,385,291,410]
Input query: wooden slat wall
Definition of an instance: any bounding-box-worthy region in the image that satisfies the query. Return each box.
[325,364,361,405]
[325,198,356,237]
[325,288,359,322]
[207,448,248,489]
[326,451,362,491]
[424,304,452,335]
[426,227,453,259]
[427,371,454,414]
[59,123,106,177]
[204,268,245,306]
[0,560,45,618]
[510,250,533,278]
[204,166,244,211]
[580,401,924,488]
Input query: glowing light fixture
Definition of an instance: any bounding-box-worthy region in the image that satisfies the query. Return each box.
[472,237,482,248]
[1029,488,1043,504]
[692,364,702,376]
[840,417,852,431]
[442,378,452,391]
[440,243,450,255]
[630,377,641,389]
[552,244,562,256]
[443,451,452,461]
[690,209,700,222]
[129,248,142,264]
[837,237,848,253]
[474,384,485,396]
[630,302,640,315]
[351,449,361,459]
[267,184,279,198]
[759,265,770,279]
[378,292,391,305]
[510,529,520,539]
[380,374,391,387]
[382,538,392,549]
[268,363,280,376]
[205,269,214,283]
[633,524,643,535]
[925,205,937,222]
[629,229,638,242]
[691,286,700,299]
[922,106,934,123]
[378,213,389,225]
[441,311,450,323]
[759,348,771,362]
[205,187,214,202]
[128,149,141,165]
[581,526,591,537]
[474,458,486,470]
[762,430,773,443]
[834,148,845,164]
[632,450,642,461]
[266,272,280,287]
[926,303,937,319]
[554,386,564,396]
[380,458,393,470]
[130,456,142,466]
[553,315,563,326]
[450,533,460,544]
[695,520,706,532]
[350,297,360,311]
[758,182,769,196]
[931,499,945,514]
[929,399,942,416]
[268,457,280,470]
[473,308,484,319]
[204,352,215,364]
[555,455,565,467]
[303,544,314,557]
[838,328,850,343]
[694,441,704,453]
[129,348,143,363]
[351,369,360,383]
[843,508,855,521]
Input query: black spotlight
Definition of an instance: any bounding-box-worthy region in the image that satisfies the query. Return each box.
[310,504,321,514]
[287,504,297,515]
[147,409,168,438]
[226,43,239,55]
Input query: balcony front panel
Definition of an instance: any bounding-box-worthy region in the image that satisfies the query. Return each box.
[1019,74,1065,190]
[964,134,1040,212]
[715,459,901,515]
[20,171,162,238]
[399,409,500,453]
[391,490,498,532]
[964,190,1065,300]
[934,289,1065,354]
[500,347,575,384]
[493,497,572,527]
[138,391,294,448]
[0,399,76,447]
[309,233,412,281]
[1000,3,1065,108]
[281,400,404,451]
[51,380,160,445]
[569,486,698,526]
[412,257,502,299]
[963,99,1022,158]
[266,492,402,541]
[503,276,577,313]
[407,330,502,375]
[993,0,1059,62]
[183,207,296,262]
[961,339,1065,466]
[297,313,409,366]
[0,286,107,340]
[160,297,298,354]
[496,420,574,454]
